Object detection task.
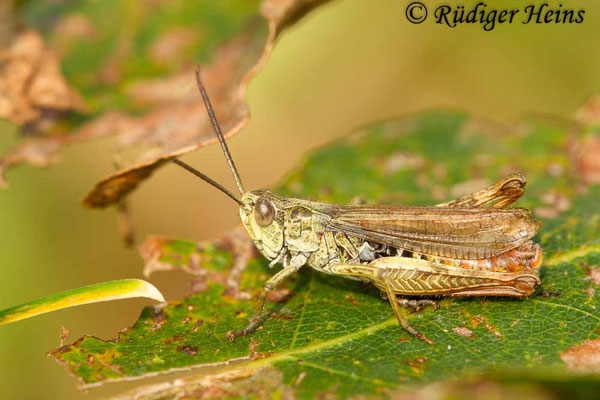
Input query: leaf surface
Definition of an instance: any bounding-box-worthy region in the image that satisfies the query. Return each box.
[50,109,600,398]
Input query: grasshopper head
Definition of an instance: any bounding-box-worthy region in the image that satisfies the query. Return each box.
[240,189,285,261]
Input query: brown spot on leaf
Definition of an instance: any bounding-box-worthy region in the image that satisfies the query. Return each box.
[573,135,600,185]
[588,287,596,298]
[149,27,201,68]
[537,291,562,298]
[381,152,425,174]
[486,323,504,339]
[466,314,503,338]
[534,189,571,219]
[561,339,600,372]
[461,310,482,329]
[294,371,307,387]
[588,266,600,285]
[546,162,565,178]
[452,326,474,338]
[248,338,269,361]
[345,294,359,306]
[152,307,167,322]
[163,334,185,345]
[404,356,428,374]
[176,345,198,356]
[271,312,293,321]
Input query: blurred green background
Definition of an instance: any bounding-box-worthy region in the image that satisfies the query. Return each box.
[1,0,599,398]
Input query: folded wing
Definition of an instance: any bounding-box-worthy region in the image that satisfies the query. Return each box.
[326,205,540,260]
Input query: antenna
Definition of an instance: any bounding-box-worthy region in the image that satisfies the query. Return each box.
[195,66,245,194]
[172,158,243,206]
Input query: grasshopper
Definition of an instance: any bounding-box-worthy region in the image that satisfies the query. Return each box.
[172,68,542,343]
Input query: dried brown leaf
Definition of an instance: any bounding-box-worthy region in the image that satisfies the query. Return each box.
[0,30,85,125]
[0,28,89,187]
[0,1,328,200]
[81,0,329,208]
[0,137,64,188]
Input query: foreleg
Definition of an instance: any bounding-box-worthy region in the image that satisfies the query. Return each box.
[226,264,299,341]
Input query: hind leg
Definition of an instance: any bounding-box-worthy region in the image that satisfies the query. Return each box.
[436,172,526,208]
[329,263,434,344]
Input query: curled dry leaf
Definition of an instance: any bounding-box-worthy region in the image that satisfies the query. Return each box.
[0,137,64,188]
[80,0,330,208]
[0,29,87,187]
[0,30,85,125]
[0,1,329,199]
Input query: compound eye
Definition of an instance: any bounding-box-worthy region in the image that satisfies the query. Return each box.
[254,198,275,227]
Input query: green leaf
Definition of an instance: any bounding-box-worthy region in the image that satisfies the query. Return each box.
[0,279,164,326]
[50,111,600,398]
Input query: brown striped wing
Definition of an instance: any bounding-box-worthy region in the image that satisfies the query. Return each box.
[326,205,540,260]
